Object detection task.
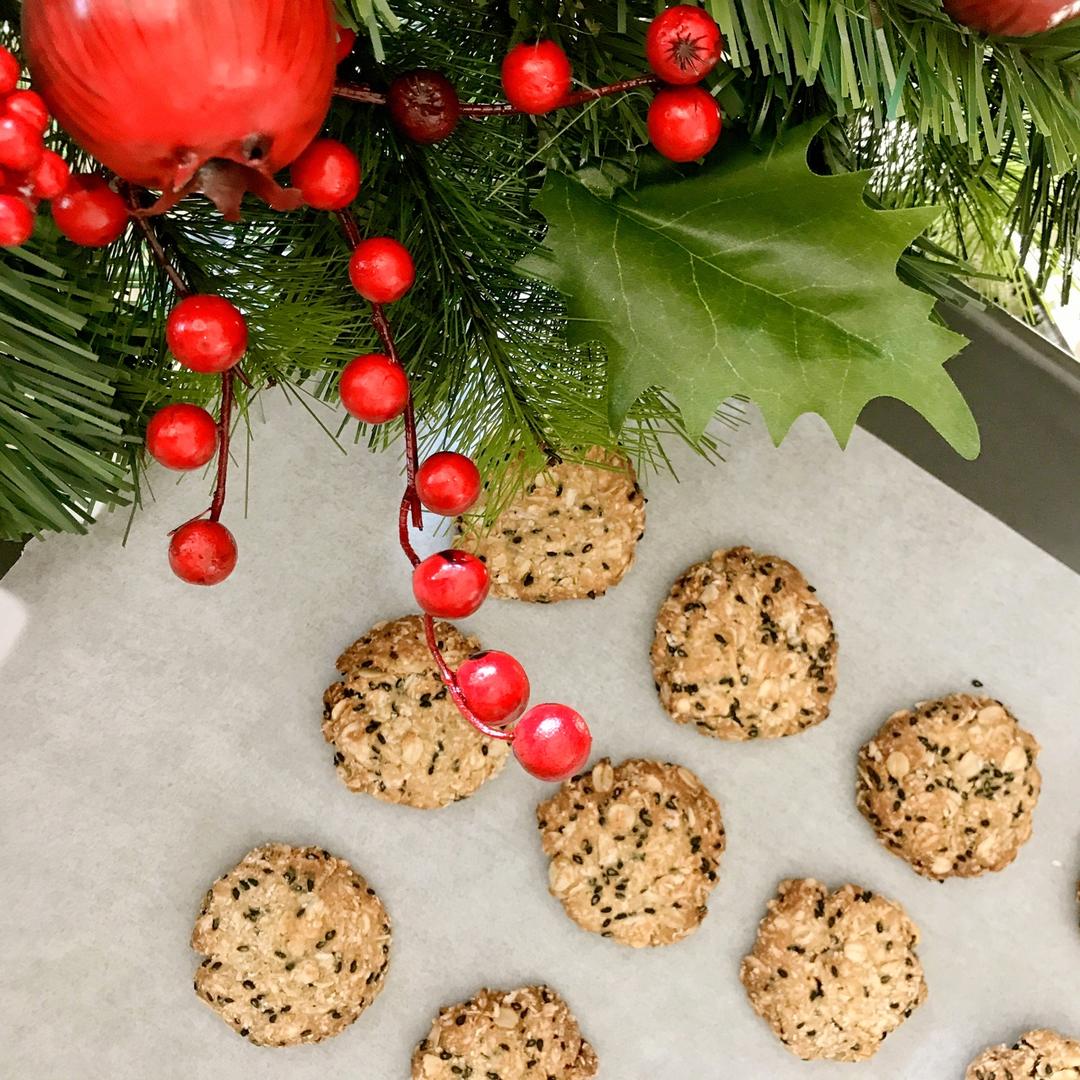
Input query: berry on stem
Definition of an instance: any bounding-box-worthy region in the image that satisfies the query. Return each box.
[646,5,724,86]
[168,519,238,586]
[0,46,19,96]
[27,149,68,200]
[413,549,489,619]
[0,113,42,172]
[0,193,33,247]
[349,237,415,304]
[51,174,128,246]
[146,403,219,471]
[290,138,361,210]
[512,703,592,782]
[339,353,410,424]
[166,295,248,374]
[416,451,481,516]
[3,89,49,134]
[457,650,530,727]
[501,41,572,115]
[648,86,722,162]
[388,70,461,144]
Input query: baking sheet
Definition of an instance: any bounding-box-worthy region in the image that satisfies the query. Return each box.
[2,394,1079,1080]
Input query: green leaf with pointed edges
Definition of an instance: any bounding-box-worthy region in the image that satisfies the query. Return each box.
[520,123,980,459]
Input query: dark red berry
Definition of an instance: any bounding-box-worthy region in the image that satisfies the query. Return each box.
[416,451,481,516]
[457,651,530,727]
[412,550,489,619]
[51,174,128,247]
[646,5,724,86]
[3,89,49,134]
[335,24,357,62]
[0,47,19,96]
[290,138,361,210]
[166,295,248,374]
[388,70,461,144]
[169,520,238,586]
[513,703,592,782]
[648,86,722,162]
[0,113,42,172]
[0,193,33,246]
[339,353,410,424]
[27,149,68,200]
[348,237,415,304]
[501,41,572,115]
[146,403,219,471]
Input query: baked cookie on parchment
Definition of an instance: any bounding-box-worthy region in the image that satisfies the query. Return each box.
[323,616,510,809]
[965,1029,1080,1079]
[536,758,725,947]
[454,447,646,603]
[651,546,837,740]
[411,985,598,1080]
[856,694,1041,880]
[740,878,927,1063]
[191,843,391,1047]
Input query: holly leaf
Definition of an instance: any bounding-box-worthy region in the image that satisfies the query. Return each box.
[520,123,980,459]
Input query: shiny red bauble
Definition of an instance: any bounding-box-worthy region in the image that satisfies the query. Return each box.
[457,650,530,727]
[339,353,410,424]
[501,41,572,115]
[388,70,462,144]
[512,703,592,782]
[335,24,357,62]
[348,237,416,304]
[3,90,50,134]
[166,295,248,373]
[416,452,481,516]
[0,47,19,96]
[0,114,42,172]
[944,0,1080,34]
[0,194,33,247]
[646,5,724,85]
[51,174,129,246]
[168,519,238,586]
[412,550,490,619]
[146,403,219,471]
[28,149,69,200]
[648,86,722,162]
[290,138,361,210]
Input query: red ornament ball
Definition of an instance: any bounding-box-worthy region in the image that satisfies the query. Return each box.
[648,86,722,162]
[335,24,357,62]
[646,5,724,85]
[290,138,361,210]
[943,0,1080,35]
[349,237,416,304]
[512,703,592,782]
[51,174,128,246]
[339,353,410,424]
[416,451,481,516]
[168,519,238,586]
[501,41,572,115]
[457,650,530,727]
[28,149,69,200]
[166,295,248,374]
[0,114,42,172]
[0,194,33,247]
[412,549,490,619]
[388,70,462,144]
[146,403,219,471]
[0,46,19,96]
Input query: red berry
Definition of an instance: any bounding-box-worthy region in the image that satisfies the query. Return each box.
[387,70,461,144]
[166,295,248,374]
[0,47,19,96]
[168,520,238,586]
[416,451,481,516]
[648,86,722,162]
[646,5,724,86]
[501,41,572,115]
[339,353,410,424]
[335,24,357,62]
[457,650,530,727]
[290,138,361,211]
[0,113,42,172]
[0,193,33,246]
[348,237,415,304]
[51,174,128,246]
[27,149,68,200]
[512,703,592,782]
[412,550,489,619]
[146,403,219,471]
[3,89,49,134]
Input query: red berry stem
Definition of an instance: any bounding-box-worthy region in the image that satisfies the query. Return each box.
[332,81,388,106]
[208,369,234,523]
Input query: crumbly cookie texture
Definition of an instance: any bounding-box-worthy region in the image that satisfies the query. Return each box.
[536,758,725,947]
[191,843,391,1047]
[323,616,509,809]
[411,985,599,1080]
[856,694,1041,880]
[740,879,927,1063]
[966,1029,1080,1079]
[454,447,646,603]
[651,546,837,740]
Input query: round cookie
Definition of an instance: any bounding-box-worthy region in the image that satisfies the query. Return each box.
[536,758,725,947]
[966,1029,1080,1079]
[323,616,510,809]
[191,843,391,1047]
[651,546,837,740]
[411,985,598,1080]
[856,694,1041,880]
[454,447,646,603]
[740,878,927,1063]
